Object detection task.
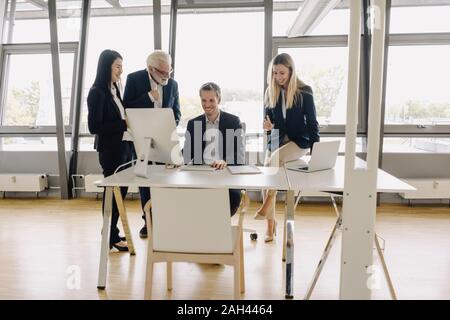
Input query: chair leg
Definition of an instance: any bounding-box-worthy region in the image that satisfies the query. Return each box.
[144,261,154,300]
[239,233,245,293]
[167,262,173,291]
[234,257,241,300]
[282,202,287,261]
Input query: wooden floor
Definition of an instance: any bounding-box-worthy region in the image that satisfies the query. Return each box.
[0,197,449,300]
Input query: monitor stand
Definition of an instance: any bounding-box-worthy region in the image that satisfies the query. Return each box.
[134,137,154,179]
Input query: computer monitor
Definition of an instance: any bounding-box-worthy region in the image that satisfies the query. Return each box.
[125,108,183,178]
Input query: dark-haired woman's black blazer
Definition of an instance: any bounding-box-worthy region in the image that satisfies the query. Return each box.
[87,85,131,246]
[265,85,320,152]
[87,86,127,152]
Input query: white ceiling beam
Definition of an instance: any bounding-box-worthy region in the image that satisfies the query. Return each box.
[28,0,47,10]
[13,0,450,20]
[105,0,122,8]
[287,0,343,37]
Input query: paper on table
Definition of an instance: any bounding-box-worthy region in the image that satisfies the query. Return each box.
[227,165,261,175]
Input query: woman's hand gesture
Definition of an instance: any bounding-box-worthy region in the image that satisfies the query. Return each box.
[263,115,274,132]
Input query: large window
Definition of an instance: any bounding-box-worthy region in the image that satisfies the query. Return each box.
[384,3,450,154]
[390,6,450,34]
[0,1,79,152]
[174,10,264,135]
[385,45,450,127]
[80,14,157,134]
[10,15,83,43]
[277,46,349,126]
[1,1,172,152]
[3,0,82,43]
[2,53,75,127]
[383,137,450,153]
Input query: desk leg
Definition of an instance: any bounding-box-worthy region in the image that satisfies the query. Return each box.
[375,234,397,300]
[282,205,287,262]
[113,187,136,255]
[304,216,341,299]
[285,190,295,299]
[305,195,397,300]
[283,191,302,262]
[304,195,342,299]
[97,186,113,289]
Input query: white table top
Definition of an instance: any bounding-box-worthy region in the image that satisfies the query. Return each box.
[285,156,415,193]
[97,156,415,194]
[97,165,290,190]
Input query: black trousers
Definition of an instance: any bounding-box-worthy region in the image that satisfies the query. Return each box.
[129,145,152,221]
[229,189,242,217]
[139,187,151,221]
[98,141,132,245]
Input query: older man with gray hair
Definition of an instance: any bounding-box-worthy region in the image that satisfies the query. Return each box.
[124,50,181,238]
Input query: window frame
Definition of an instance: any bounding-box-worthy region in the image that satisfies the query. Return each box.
[0,41,78,136]
[174,5,267,136]
[272,35,366,135]
[272,33,450,139]
[384,32,450,136]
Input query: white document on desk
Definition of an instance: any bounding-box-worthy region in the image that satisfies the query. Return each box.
[179,165,217,172]
[227,165,261,175]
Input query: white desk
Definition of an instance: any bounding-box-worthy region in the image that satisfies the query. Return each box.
[285,156,415,299]
[96,157,415,299]
[285,156,414,193]
[100,165,288,190]
[96,166,291,294]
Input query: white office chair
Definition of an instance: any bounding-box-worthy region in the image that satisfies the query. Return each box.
[143,188,247,300]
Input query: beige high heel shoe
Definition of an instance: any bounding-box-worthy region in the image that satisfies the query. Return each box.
[264,220,277,242]
[253,208,267,220]
[254,190,276,220]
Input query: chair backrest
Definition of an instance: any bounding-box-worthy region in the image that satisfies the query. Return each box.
[151,187,233,254]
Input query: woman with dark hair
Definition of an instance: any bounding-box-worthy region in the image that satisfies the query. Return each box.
[87,49,132,252]
[254,53,320,242]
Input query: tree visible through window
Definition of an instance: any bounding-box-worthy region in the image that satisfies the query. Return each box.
[4,81,40,126]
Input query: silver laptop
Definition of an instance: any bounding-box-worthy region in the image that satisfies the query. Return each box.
[288,140,340,173]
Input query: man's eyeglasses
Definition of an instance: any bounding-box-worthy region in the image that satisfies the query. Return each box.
[152,66,173,77]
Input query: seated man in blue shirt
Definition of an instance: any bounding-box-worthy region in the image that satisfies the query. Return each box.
[183,82,245,216]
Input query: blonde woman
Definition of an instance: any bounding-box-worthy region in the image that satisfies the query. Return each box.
[254,53,320,242]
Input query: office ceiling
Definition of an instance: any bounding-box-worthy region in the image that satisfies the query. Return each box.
[7,0,450,20]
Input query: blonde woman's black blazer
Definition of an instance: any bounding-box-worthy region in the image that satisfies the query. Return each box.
[265,85,320,152]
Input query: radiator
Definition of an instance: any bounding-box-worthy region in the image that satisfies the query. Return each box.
[399,179,450,199]
[84,174,138,193]
[0,174,48,192]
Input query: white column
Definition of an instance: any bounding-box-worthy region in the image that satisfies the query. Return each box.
[340,0,386,299]
[0,1,6,42]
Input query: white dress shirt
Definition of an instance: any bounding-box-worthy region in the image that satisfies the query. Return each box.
[111,85,133,141]
[203,111,221,165]
[148,73,163,108]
